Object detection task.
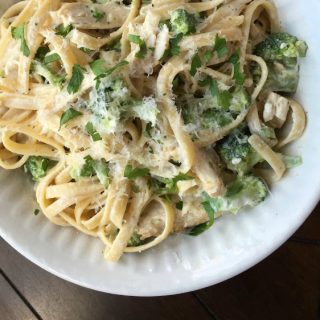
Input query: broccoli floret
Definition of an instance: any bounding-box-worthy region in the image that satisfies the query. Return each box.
[201,109,234,128]
[254,33,307,61]
[280,154,303,168]
[170,9,198,35]
[24,156,50,181]
[32,61,65,89]
[252,32,308,93]
[127,232,143,247]
[180,87,250,136]
[89,78,159,132]
[203,175,268,214]
[229,86,251,113]
[130,97,159,126]
[216,125,261,175]
[88,78,131,132]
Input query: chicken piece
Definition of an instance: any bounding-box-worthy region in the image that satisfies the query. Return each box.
[137,196,209,239]
[56,3,130,30]
[263,92,290,128]
[154,24,170,61]
[193,148,226,197]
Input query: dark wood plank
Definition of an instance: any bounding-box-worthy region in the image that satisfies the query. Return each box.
[0,239,213,320]
[291,206,320,242]
[195,241,320,320]
[0,273,37,320]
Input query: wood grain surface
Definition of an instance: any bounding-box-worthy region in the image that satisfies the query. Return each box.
[1,206,319,320]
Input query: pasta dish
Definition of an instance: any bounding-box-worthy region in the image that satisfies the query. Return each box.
[0,0,307,262]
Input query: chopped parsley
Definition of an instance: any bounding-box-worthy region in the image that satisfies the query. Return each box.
[189,193,215,236]
[190,52,202,76]
[204,35,228,63]
[11,25,30,57]
[218,90,232,109]
[76,156,110,187]
[80,155,96,177]
[89,59,106,77]
[60,108,82,128]
[169,33,183,56]
[91,8,105,22]
[176,201,183,210]
[151,173,193,195]
[213,35,228,58]
[67,64,85,94]
[124,165,150,180]
[80,47,95,54]
[92,159,110,187]
[35,46,50,61]
[34,209,40,215]
[43,53,61,65]
[160,33,183,62]
[229,49,246,85]
[128,34,147,59]
[85,122,102,141]
[198,75,232,108]
[168,159,181,167]
[144,122,152,138]
[91,59,128,79]
[55,24,73,37]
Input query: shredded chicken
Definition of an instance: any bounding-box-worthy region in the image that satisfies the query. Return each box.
[263,92,289,128]
[137,199,209,239]
[56,3,130,30]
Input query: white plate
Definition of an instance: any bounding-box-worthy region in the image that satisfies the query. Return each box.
[1,0,320,296]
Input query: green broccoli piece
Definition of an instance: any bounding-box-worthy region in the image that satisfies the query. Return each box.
[89,78,159,132]
[88,78,131,132]
[33,61,65,89]
[216,125,262,175]
[254,33,308,61]
[203,175,268,214]
[200,109,234,129]
[170,9,198,35]
[229,86,251,113]
[180,87,250,136]
[252,32,308,93]
[127,232,143,247]
[24,156,50,181]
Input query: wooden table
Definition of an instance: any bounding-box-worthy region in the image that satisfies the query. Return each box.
[1,205,319,320]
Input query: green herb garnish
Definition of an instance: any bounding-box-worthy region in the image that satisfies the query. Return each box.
[67,64,85,94]
[190,52,202,76]
[176,201,183,210]
[43,53,61,65]
[85,122,102,141]
[60,108,82,128]
[189,193,215,236]
[91,8,105,22]
[11,25,30,57]
[229,49,245,85]
[128,34,147,59]
[55,24,73,37]
[124,165,150,180]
